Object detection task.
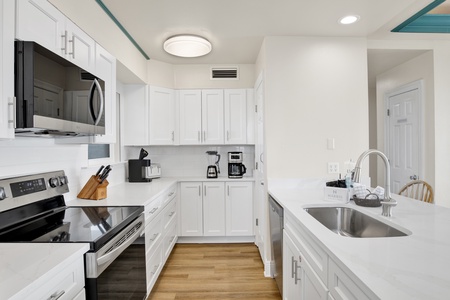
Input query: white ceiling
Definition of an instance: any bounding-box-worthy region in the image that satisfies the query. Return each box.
[101,0,435,65]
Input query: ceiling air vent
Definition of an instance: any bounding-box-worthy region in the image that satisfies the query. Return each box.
[211,67,239,80]
[80,70,96,81]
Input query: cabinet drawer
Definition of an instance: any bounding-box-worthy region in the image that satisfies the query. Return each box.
[145,216,163,255]
[328,259,372,300]
[285,212,328,284]
[162,199,177,230]
[161,184,177,208]
[23,257,84,300]
[146,244,163,293]
[163,220,177,261]
[145,197,162,222]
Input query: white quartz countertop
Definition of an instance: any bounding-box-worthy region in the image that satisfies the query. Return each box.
[0,243,89,299]
[67,177,254,207]
[269,181,450,300]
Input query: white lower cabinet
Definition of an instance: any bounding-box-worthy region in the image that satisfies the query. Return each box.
[180,181,254,237]
[284,211,375,300]
[144,183,178,294]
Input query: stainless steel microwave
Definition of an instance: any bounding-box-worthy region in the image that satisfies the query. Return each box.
[14,41,105,137]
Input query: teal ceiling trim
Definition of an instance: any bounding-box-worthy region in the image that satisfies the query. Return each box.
[392,0,447,33]
[95,0,150,60]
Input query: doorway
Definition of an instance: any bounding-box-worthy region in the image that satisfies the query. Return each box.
[385,80,422,193]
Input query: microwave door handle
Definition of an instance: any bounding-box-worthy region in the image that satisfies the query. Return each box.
[89,78,104,126]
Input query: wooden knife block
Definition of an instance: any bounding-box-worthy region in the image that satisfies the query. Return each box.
[77,175,109,200]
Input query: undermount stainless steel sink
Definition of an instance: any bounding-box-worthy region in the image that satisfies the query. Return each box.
[304,206,410,238]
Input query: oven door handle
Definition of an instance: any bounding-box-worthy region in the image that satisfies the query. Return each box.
[97,225,143,266]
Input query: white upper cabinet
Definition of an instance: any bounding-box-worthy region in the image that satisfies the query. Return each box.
[16,0,95,73]
[202,89,224,144]
[123,85,149,145]
[124,85,176,146]
[0,0,15,139]
[224,89,247,144]
[179,90,202,144]
[149,86,176,145]
[179,89,224,145]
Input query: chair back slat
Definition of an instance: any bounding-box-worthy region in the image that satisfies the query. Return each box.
[399,180,433,203]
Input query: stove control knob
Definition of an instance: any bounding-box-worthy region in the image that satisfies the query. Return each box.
[59,176,68,186]
[0,187,6,201]
[49,177,60,188]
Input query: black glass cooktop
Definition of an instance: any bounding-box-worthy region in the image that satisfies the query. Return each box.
[0,201,143,251]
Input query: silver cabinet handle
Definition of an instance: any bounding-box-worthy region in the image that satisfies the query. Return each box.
[291,256,296,279]
[169,211,175,217]
[168,192,175,197]
[198,131,201,142]
[8,97,15,127]
[227,185,230,196]
[150,263,160,275]
[203,131,206,142]
[48,290,65,300]
[149,207,158,214]
[204,185,206,196]
[149,233,159,241]
[172,131,174,141]
[68,36,75,58]
[227,130,230,141]
[410,175,418,180]
[61,30,68,55]
[294,256,302,284]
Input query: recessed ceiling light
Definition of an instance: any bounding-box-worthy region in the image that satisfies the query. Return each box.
[163,35,212,58]
[339,15,360,25]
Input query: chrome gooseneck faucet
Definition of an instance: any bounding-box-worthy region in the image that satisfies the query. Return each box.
[353,149,397,217]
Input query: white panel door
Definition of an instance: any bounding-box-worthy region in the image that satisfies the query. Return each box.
[226,182,253,236]
[203,182,225,236]
[202,89,224,144]
[180,182,203,236]
[387,85,420,193]
[224,89,247,144]
[16,0,65,54]
[0,0,15,139]
[149,86,175,145]
[179,90,202,144]
[65,19,95,73]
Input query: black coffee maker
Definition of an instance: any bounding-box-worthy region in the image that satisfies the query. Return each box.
[228,152,247,178]
[129,148,152,182]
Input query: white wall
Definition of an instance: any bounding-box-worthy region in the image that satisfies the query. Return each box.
[375,51,435,195]
[262,37,370,179]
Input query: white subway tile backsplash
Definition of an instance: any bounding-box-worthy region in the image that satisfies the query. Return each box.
[124,145,255,178]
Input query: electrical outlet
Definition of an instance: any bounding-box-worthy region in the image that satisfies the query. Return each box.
[328,162,339,174]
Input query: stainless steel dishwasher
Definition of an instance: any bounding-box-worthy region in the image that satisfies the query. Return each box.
[269,195,283,295]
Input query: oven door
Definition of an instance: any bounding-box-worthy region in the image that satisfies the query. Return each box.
[85,214,146,300]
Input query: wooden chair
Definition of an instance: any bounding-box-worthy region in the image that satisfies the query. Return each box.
[398,180,434,203]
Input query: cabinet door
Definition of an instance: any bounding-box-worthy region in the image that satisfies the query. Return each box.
[92,44,116,143]
[0,0,15,139]
[224,89,247,144]
[16,0,65,53]
[179,90,202,144]
[226,182,253,236]
[149,86,176,145]
[180,182,203,236]
[303,259,328,300]
[65,19,95,73]
[202,89,224,144]
[283,232,303,300]
[123,85,149,145]
[203,182,225,236]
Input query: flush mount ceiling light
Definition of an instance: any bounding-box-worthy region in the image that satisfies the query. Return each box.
[339,15,360,25]
[163,35,212,58]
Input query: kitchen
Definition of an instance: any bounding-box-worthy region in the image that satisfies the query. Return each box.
[1,0,450,299]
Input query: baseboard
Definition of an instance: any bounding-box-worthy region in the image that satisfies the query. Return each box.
[177,236,255,244]
[264,259,275,277]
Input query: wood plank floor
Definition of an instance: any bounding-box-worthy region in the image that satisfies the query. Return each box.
[147,243,281,300]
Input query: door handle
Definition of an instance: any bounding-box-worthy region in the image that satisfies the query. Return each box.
[410,175,418,180]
